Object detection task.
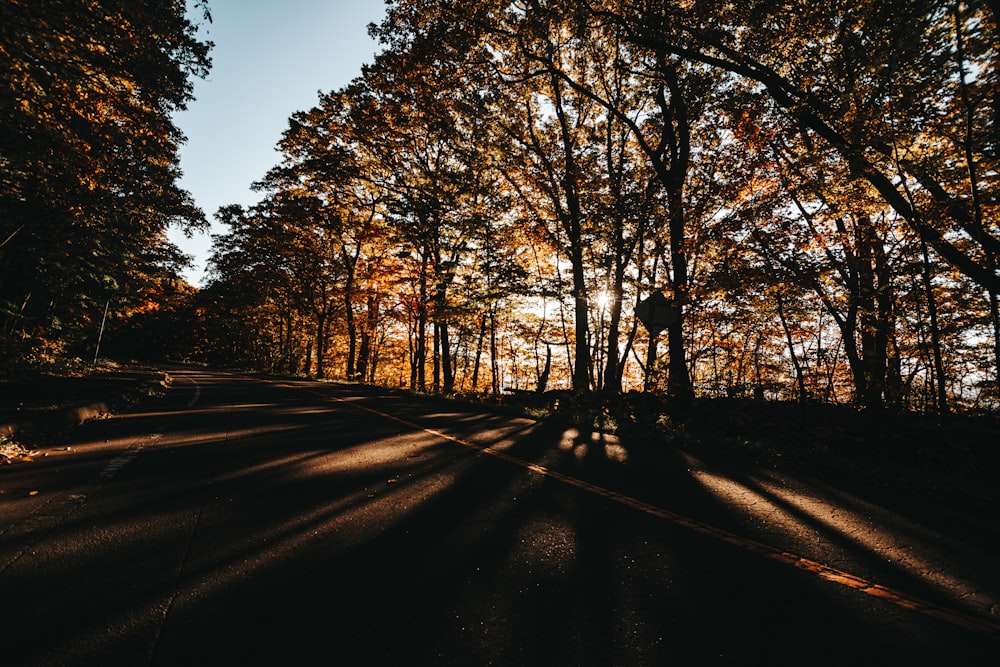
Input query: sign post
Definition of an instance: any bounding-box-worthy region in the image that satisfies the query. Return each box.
[93,299,110,365]
[635,292,679,391]
[635,291,679,337]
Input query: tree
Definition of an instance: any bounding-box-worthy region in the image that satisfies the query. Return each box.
[354,39,504,393]
[260,100,389,381]
[593,0,1000,393]
[194,0,1000,413]
[0,0,211,360]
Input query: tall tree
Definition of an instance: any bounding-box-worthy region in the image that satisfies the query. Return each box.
[0,0,211,358]
[594,0,1000,392]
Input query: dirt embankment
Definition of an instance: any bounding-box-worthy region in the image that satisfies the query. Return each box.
[0,365,169,463]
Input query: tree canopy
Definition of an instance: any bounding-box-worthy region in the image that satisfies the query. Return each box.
[195,0,1000,412]
[10,0,997,415]
[0,0,211,365]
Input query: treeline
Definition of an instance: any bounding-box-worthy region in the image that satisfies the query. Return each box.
[0,1,211,366]
[8,1,995,415]
[192,0,1000,413]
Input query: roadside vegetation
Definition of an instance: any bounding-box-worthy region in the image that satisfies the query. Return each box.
[2,2,999,486]
[185,1,1000,418]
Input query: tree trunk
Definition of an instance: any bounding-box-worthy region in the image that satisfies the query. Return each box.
[345,291,357,380]
[416,254,428,391]
[571,257,591,392]
[545,69,591,392]
[855,215,893,409]
[603,284,624,394]
[432,321,441,393]
[776,293,808,403]
[489,306,500,397]
[666,187,692,400]
[439,318,455,394]
[921,241,949,413]
[471,312,486,392]
[536,344,552,393]
[408,301,418,390]
[314,310,327,379]
[644,332,659,392]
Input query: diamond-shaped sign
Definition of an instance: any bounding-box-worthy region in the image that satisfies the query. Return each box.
[635,291,679,337]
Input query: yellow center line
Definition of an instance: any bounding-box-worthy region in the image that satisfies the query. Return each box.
[297,385,1000,639]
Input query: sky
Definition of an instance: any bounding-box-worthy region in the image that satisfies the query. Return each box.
[168,0,388,286]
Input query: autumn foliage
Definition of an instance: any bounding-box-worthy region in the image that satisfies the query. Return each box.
[190,0,998,414]
[4,1,999,416]
[0,0,211,367]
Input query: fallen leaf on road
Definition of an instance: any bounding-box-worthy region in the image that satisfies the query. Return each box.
[1,439,35,465]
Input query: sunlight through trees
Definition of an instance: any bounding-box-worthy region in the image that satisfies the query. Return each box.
[198,0,998,412]
[5,1,998,414]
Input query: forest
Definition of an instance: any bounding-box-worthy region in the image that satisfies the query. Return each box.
[1,1,211,367]
[3,0,1000,417]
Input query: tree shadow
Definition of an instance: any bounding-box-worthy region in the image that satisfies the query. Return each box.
[3,372,998,665]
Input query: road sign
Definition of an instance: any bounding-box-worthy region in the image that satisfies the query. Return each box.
[635,291,679,337]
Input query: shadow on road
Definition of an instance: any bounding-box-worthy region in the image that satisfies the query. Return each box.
[2,370,998,666]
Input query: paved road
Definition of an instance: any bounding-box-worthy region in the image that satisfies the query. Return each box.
[1,368,998,665]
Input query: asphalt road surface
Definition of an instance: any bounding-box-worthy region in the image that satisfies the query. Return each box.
[1,368,998,665]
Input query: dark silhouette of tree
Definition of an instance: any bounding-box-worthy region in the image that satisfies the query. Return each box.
[190,0,999,413]
[0,0,211,362]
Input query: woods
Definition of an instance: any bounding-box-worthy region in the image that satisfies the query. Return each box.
[3,0,999,415]
[196,0,998,413]
[0,0,211,365]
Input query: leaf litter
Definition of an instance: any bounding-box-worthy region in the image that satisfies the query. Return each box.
[0,435,37,465]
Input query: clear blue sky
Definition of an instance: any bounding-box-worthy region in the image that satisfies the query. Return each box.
[169,0,388,286]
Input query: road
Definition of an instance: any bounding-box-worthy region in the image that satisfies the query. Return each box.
[0,368,997,665]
